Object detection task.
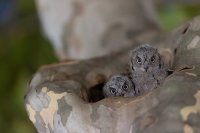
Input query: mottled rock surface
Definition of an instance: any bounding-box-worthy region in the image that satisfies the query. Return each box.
[36,0,159,59]
[25,15,200,133]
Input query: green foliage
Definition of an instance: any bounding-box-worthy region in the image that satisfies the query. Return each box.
[158,4,200,31]
[0,1,57,133]
[0,26,57,133]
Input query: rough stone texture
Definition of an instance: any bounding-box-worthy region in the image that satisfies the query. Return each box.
[25,16,200,133]
[36,0,160,59]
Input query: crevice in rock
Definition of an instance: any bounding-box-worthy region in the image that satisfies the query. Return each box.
[88,83,105,103]
[174,48,177,55]
[178,66,194,72]
[182,23,190,35]
[167,69,174,76]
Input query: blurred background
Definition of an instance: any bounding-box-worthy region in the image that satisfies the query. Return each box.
[0,0,200,133]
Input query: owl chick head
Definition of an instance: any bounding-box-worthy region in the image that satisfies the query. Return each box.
[103,74,134,97]
[129,44,161,72]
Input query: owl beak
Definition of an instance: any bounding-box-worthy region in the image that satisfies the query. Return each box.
[144,66,148,72]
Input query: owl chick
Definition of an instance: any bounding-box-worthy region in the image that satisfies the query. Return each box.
[103,74,135,97]
[129,44,168,95]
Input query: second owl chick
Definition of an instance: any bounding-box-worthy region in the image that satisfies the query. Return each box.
[103,74,135,97]
[129,44,168,95]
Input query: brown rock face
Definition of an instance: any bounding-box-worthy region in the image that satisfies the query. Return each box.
[26,3,200,133]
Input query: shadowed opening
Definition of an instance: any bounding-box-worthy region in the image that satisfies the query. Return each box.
[174,48,177,55]
[167,69,174,75]
[182,24,190,34]
[88,83,105,102]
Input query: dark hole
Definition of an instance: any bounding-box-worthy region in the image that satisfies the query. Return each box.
[88,83,105,102]
[182,24,190,34]
[167,69,174,75]
[174,48,177,55]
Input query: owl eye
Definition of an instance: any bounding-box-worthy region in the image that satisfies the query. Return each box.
[151,56,155,63]
[110,87,116,94]
[122,83,128,90]
[136,56,142,64]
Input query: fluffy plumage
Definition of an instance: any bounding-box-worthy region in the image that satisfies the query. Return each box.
[129,44,167,95]
[103,74,135,97]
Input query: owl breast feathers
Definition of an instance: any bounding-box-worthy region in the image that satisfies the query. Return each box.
[129,44,168,95]
[103,44,168,98]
